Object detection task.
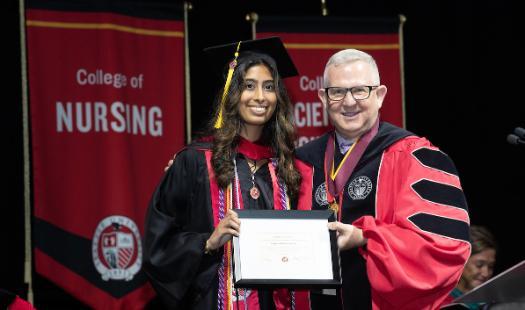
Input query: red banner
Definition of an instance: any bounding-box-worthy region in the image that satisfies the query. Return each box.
[26,8,184,309]
[258,17,404,146]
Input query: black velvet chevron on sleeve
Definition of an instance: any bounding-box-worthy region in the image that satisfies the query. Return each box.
[412,148,459,176]
[411,179,468,211]
[409,213,470,242]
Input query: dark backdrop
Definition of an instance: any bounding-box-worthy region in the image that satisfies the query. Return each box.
[3,0,522,308]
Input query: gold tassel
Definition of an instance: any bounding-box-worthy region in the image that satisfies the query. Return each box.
[214,41,242,129]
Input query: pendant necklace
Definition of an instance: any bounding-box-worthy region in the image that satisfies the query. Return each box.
[248,158,260,200]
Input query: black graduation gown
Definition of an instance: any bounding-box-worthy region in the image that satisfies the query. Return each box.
[143,144,280,310]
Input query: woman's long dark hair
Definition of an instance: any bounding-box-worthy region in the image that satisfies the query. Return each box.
[211,52,301,200]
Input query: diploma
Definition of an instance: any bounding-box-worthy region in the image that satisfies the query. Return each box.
[233,210,341,288]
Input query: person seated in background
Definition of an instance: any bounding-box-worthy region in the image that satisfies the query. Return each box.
[447,225,498,309]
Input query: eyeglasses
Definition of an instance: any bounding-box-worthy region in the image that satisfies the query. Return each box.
[324,86,379,101]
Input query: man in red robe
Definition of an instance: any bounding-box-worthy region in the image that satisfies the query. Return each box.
[296,49,471,310]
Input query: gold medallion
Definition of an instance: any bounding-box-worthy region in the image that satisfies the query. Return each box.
[250,186,260,199]
[329,202,339,214]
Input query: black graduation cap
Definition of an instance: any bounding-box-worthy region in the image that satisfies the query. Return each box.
[203,36,298,78]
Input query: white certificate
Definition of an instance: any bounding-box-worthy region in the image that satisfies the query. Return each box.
[232,210,341,288]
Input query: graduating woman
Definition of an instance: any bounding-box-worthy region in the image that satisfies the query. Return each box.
[143,37,313,310]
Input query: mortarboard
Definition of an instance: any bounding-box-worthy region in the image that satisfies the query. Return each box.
[203,36,298,79]
[203,37,298,128]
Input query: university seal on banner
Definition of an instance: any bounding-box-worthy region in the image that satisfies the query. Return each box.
[348,176,373,200]
[315,182,329,206]
[92,215,142,281]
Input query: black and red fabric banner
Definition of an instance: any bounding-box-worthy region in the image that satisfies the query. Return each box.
[26,4,184,309]
[257,17,405,146]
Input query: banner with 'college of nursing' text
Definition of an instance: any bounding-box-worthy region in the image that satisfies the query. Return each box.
[26,7,184,309]
[257,17,405,146]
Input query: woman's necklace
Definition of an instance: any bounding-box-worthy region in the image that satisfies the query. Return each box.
[248,158,260,200]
